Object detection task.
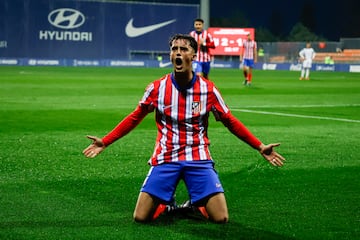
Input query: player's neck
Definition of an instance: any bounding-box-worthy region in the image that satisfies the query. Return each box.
[173,71,193,89]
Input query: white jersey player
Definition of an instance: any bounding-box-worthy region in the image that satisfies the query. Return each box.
[299,42,316,80]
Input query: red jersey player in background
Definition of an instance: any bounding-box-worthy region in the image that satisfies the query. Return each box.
[240,33,257,86]
[189,18,215,79]
[83,34,285,224]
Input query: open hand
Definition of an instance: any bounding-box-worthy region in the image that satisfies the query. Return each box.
[82,135,106,158]
[259,143,285,167]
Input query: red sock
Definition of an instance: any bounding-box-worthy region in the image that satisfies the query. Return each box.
[248,72,252,82]
[198,206,209,219]
[152,204,166,220]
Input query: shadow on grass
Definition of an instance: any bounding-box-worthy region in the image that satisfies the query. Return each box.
[189,221,296,240]
[1,166,358,239]
[147,215,296,240]
[0,218,296,240]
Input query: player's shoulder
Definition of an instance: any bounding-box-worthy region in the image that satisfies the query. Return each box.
[145,74,171,90]
[154,73,171,83]
[198,75,216,88]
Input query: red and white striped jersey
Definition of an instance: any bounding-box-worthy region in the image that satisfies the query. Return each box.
[242,39,257,60]
[140,73,229,165]
[189,30,214,62]
[102,73,262,165]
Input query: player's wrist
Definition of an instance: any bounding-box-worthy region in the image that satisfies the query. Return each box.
[257,143,265,152]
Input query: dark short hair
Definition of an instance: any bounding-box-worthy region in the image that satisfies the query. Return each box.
[194,18,204,23]
[169,34,198,53]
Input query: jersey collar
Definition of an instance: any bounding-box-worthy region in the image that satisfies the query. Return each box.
[170,72,197,92]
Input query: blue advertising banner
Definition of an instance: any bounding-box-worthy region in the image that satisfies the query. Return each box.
[0,0,199,59]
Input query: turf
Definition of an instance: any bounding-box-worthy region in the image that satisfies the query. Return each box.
[0,66,359,239]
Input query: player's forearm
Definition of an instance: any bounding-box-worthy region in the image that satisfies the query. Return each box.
[206,41,215,49]
[102,105,148,146]
[221,113,262,149]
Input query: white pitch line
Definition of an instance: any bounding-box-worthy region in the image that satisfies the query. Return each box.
[230,103,360,109]
[232,109,360,123]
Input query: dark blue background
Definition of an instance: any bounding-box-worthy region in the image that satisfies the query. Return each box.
[0,0,198,58]
[211,0,360,41]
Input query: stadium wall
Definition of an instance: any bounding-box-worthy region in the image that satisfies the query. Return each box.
[0,0,198,59]
[1,0,359,72]
[1,57,359,73]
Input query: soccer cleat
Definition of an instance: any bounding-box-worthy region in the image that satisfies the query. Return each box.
[305,77,310,80]
[152,199,178,220]
[243,79,248,85]
[177,200,191,208]
[165,202,178,214]
[176,200,209,220]
[299,77,304,80]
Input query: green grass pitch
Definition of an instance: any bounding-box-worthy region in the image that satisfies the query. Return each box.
[0,66,359,239]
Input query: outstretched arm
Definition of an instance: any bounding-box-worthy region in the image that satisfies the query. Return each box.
[82,104,151,158]
[216,111,285,166]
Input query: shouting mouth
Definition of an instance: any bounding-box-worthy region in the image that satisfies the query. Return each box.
[175,58,182,65]
[174,58,183,70]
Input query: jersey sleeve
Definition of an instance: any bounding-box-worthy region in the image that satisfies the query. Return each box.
[206,32,216,49]
[211,85,230,115]
[102,105,150,146]
[220,113,262,149]
[102,83,156,146]
[210,85,262,149]
[139,82,155,107]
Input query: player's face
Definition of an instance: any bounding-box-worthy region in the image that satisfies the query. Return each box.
[194,21,203,32]
[170,39,196,73]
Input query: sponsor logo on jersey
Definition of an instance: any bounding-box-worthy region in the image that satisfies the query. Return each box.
[192,102,201,115]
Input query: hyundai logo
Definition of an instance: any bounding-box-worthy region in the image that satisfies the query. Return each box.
[48,8,85,29]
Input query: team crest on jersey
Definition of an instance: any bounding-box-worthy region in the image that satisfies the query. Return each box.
[192,101,201,115]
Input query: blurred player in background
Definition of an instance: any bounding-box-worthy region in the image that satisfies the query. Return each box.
[83,34,285,224]
[299,42,316,80]
[190,18,215,79]
[240,33,257,86]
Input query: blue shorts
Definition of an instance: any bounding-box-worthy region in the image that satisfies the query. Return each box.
[192,61,211,76]
[140,161,224,204]
[243,59,254,68]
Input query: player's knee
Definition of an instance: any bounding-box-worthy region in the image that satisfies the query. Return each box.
[211,214,229,224]
[133,211,149,223]
[207,206,229,223]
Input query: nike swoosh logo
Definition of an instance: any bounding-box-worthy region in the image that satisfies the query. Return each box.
[159,62,172,68]
[163,105,173,110]
[125,18,176,38]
